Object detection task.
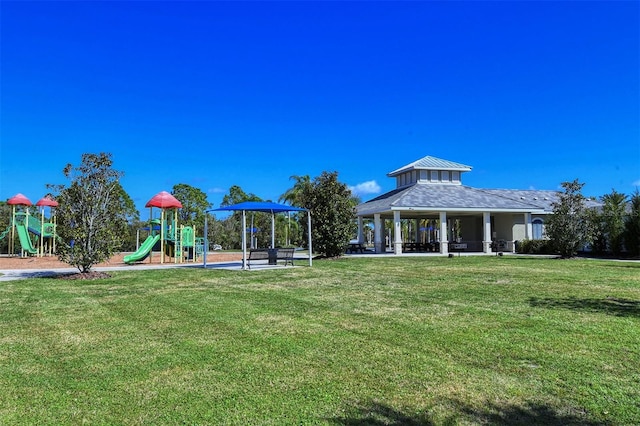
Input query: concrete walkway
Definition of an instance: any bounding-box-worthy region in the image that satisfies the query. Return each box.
[0,258,310,282]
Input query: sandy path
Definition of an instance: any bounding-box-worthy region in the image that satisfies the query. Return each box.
[0,252,243,270]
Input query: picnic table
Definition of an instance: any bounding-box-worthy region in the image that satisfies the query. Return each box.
[346,243,365,253]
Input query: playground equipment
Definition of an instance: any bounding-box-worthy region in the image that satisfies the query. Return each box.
[36,196,58,256]
[124,191,204,265]
[2,193,57,257]
[123,233,161,264]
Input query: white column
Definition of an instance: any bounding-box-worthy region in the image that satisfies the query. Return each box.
[414,219,420,242]
[357,216,364,243]
[483,212,492,253]
[439,211,448,254]
[393,210,403,254]
[374,214,383,253]
[524,213,532,240]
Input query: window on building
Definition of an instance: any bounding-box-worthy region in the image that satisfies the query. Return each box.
[452,171,460,183]
[430,171,438,182]
[442,171,450,182]
[532,218,544,240]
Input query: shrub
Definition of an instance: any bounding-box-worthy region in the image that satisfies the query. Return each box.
[517,239,552,254]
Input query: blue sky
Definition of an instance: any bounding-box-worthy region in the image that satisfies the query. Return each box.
[1,1,638,219]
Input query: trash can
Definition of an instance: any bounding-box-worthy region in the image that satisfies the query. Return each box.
[268,248,278,265]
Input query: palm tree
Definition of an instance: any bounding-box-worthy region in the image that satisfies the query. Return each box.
[279,175,311,247]
[279,175,311,207]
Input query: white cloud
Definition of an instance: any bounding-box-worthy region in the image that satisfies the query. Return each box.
[208,187,226,194]
[632,179,640,187]
[349,180,381,196]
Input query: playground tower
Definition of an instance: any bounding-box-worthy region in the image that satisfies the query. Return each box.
[3,193,57,257]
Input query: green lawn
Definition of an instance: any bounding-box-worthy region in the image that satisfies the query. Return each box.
[1,256,639,425]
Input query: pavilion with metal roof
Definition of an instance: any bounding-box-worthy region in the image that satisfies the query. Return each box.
[354,155,599,255]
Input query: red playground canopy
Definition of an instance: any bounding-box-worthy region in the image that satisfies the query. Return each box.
[145,191,183,209]
[36,196,59,207]
[7,193,33,206]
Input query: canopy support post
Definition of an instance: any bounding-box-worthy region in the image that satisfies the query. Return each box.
[242,210,247,270]
[307,210,312,267]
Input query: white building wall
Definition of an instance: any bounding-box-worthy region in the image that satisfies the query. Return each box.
[493,213,516,241]
[511,214,527,241]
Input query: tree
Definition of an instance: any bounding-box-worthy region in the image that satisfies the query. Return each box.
[625,189,640,257]
[221,185,261,207]
[279,175,311,207]
[48,152,130,273]
[585,207,607,255]
[171,183,211,232]
[219,185,262,249]
[298,171,356,258]
[0,202,10,254]
[600,189,628,256]
[545,179,589,258]
[114,182,140,252]
[279,175,311,246]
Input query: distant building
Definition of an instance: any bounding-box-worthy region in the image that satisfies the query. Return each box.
[355,155,599,254]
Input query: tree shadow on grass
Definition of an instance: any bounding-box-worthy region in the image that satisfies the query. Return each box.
[454,400,604,426]
[529,296,640,317]
[329,402,432,425]
[329,400,603,426]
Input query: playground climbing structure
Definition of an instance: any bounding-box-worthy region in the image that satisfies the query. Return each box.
[2,193,58,257]
[124,191,204,265]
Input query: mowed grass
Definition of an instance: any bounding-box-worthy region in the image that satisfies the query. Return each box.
[1,257,639,425]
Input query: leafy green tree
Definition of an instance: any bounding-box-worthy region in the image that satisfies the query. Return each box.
[115,183,140,252]
[205,212,231,249]
[218,185,262,249]
[586,207,607,255]
[0,202,10,253]
[545,179,590,258]
[171,183,211,232]
[221,185,261,206]
[48,152,130,273]
[124,217,151,252]
[298,171,356,258]
[601,189,628,256]
[625,189,640,257]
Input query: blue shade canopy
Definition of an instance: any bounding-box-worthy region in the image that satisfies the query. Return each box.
[205,200,312,269]
[214,201,306,213]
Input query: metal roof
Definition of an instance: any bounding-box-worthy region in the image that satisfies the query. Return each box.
[357,184,547,216]
[387,156,472,177]
[481,189,602,211]
[356,184,603,216]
